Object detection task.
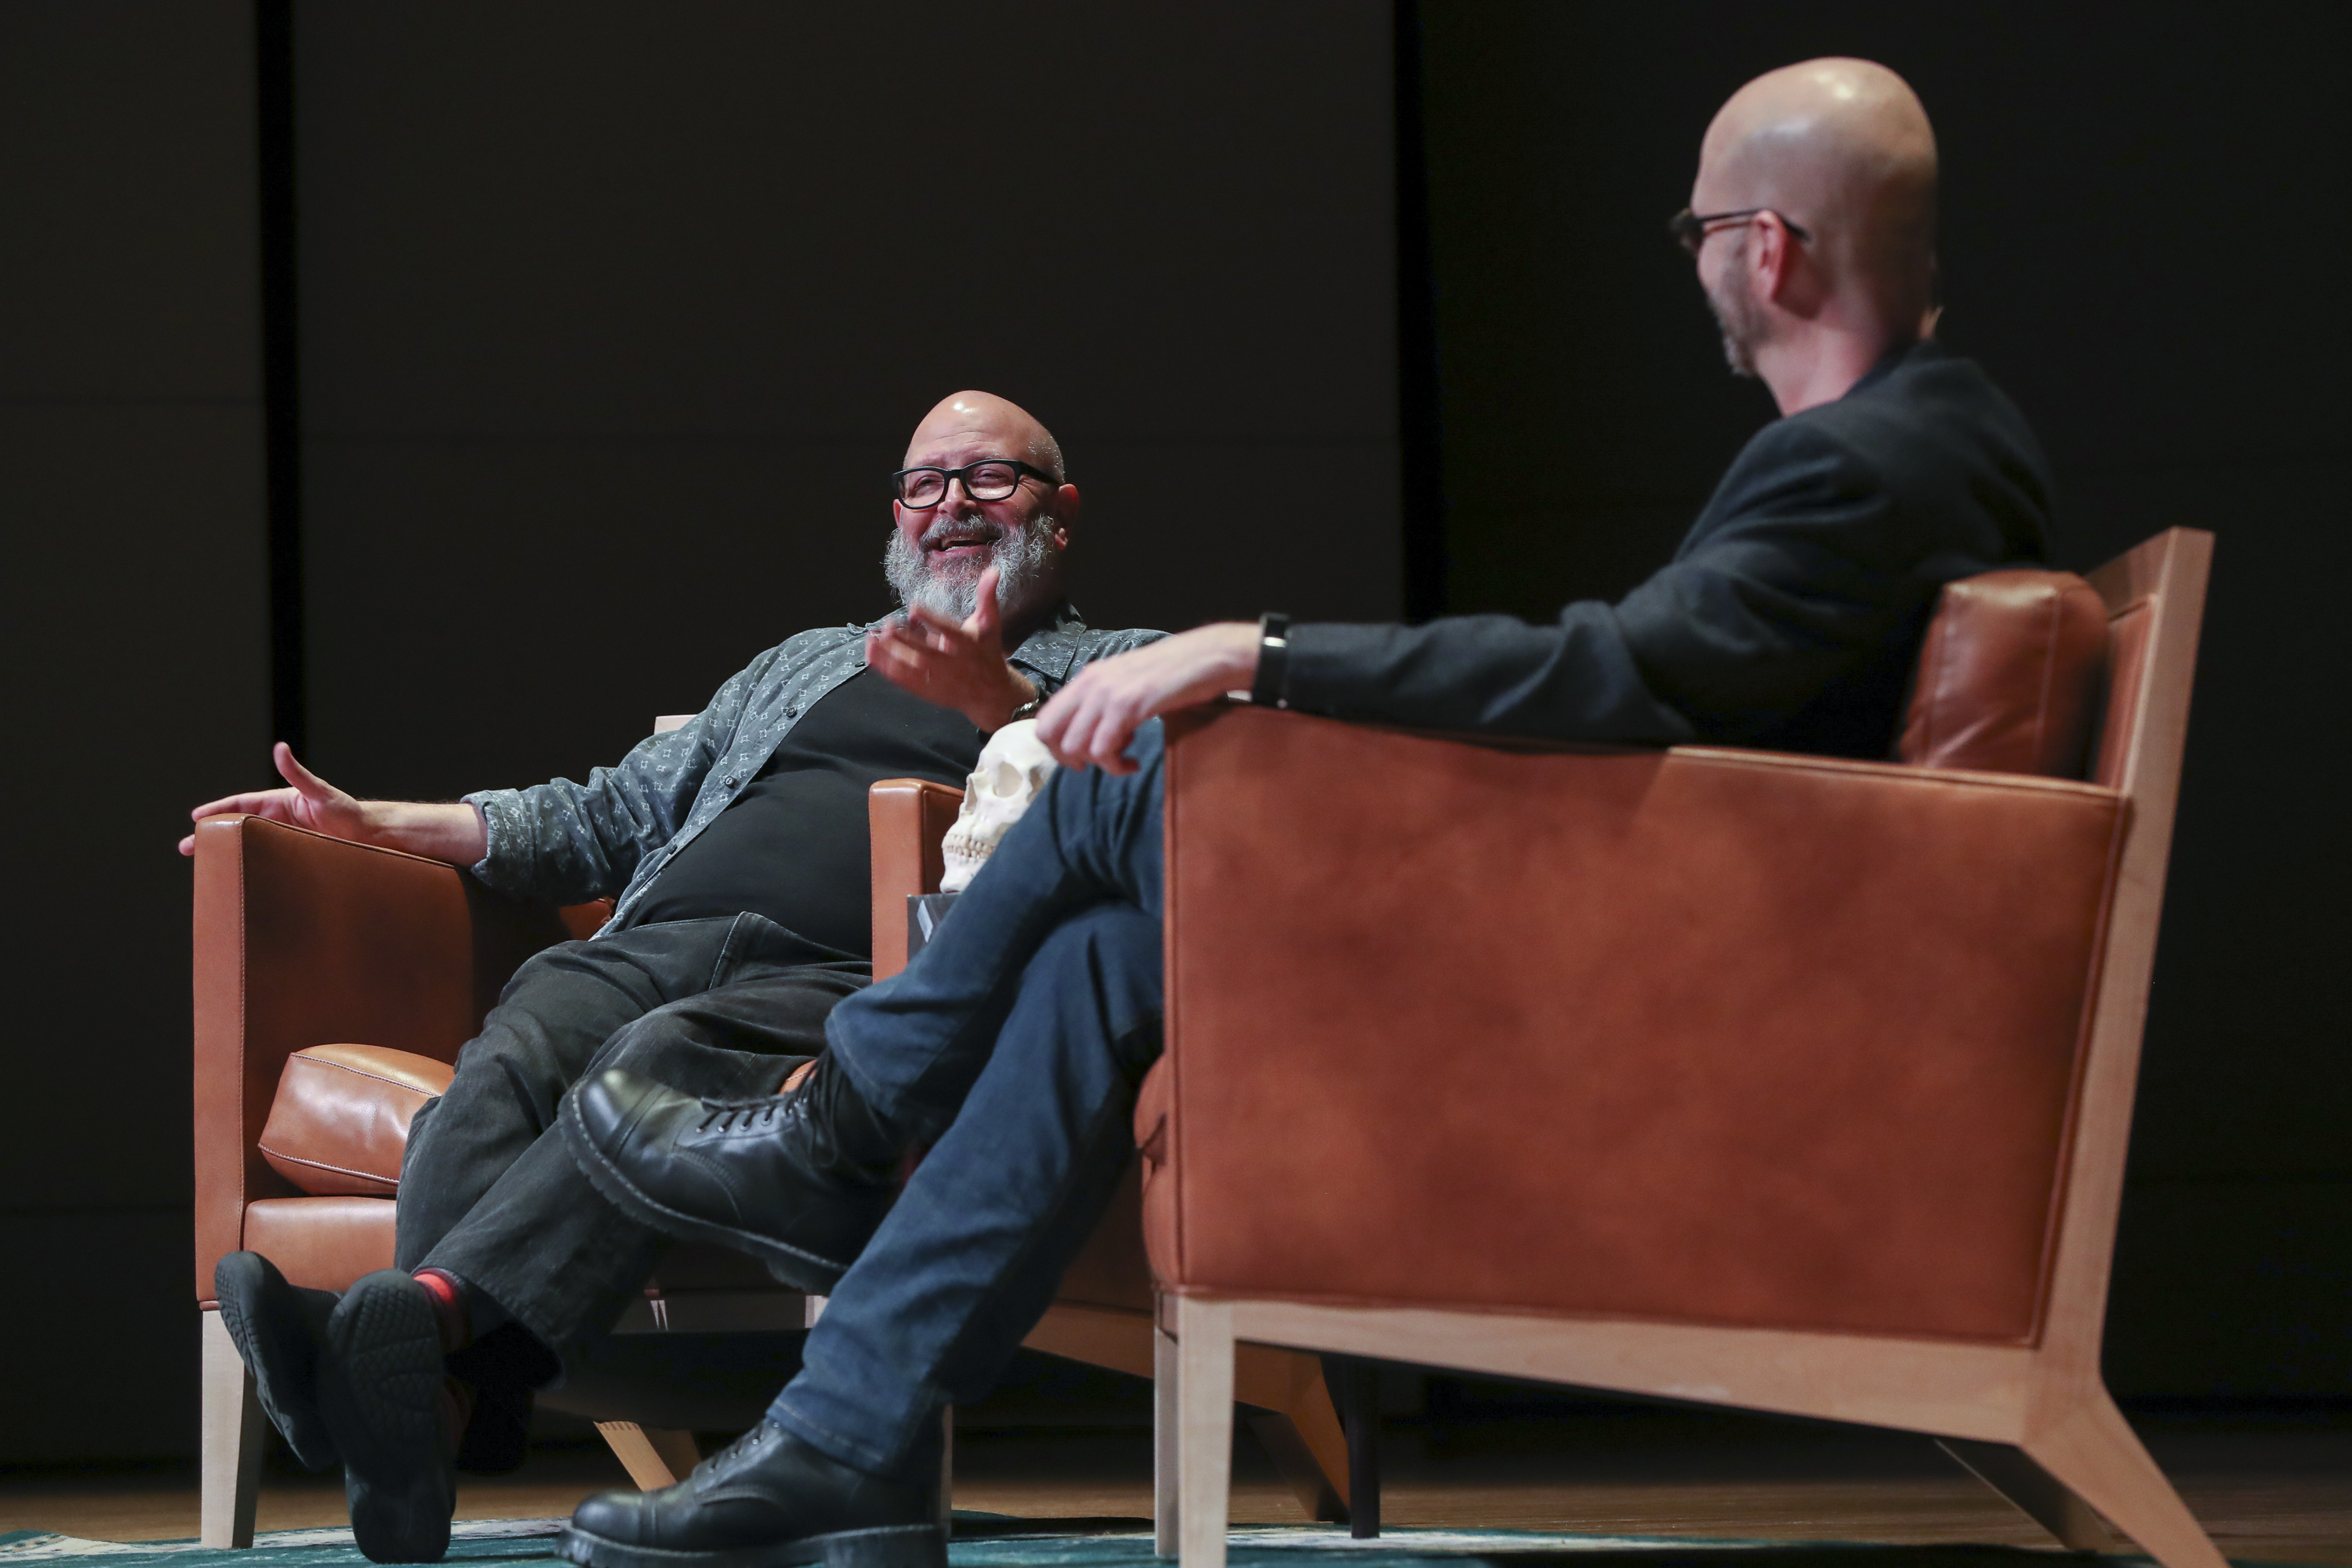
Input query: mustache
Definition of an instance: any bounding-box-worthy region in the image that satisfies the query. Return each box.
[918,516,1010,549]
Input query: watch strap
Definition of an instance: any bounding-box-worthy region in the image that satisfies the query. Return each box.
[1249,612,1291,708]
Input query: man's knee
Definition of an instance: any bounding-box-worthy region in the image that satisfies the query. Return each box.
[587,998,811,1100]
[1019,903,1164,1075]
[587,999,713,1077]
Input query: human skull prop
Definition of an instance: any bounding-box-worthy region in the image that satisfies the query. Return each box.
[939,721,1060,892]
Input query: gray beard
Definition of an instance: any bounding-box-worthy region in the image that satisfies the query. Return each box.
[883,512,1058,624]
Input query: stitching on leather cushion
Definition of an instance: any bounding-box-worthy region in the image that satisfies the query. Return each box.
[292,1053,441,1098]
[257,1143,400,1189]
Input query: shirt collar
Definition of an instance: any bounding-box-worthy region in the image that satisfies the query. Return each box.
[1844,336,1944,400]
[1009,601,1093,682]
[858,600,1094,683]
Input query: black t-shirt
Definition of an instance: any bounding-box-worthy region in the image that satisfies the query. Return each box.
[629,669,983,956]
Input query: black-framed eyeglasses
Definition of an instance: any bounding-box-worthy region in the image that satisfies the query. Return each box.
[891,459,1060,508]
[1669,206,1812,255]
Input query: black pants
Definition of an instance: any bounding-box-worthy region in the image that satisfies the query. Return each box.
[396,913,866,1361]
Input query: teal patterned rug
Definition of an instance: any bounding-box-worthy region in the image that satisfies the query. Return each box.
[0,1518,2229,1568]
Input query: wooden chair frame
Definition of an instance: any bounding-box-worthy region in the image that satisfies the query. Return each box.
[1154,529,2224,1568]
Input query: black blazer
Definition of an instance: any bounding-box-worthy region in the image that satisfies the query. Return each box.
[1282,341,2055,759]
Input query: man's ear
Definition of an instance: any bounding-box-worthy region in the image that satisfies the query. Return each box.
[1048,483,1080,551]
[1750,213,1794,306]
[1753,212,1826,316]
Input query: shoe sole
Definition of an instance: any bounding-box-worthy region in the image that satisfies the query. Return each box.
[214,1252,339,1472]
[559,1090,855,1296]
[556,1522,945,1568]
[320,1272,453,1563]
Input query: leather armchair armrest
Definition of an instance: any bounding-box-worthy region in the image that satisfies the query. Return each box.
[1154,706,2131,1344]
[192,815,574,1301]
[868,779,964,981]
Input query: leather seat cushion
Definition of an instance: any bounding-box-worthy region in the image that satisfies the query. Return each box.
[244,1196,398,1291]
[1899,568,2107,777]
[259,1043,455,1196]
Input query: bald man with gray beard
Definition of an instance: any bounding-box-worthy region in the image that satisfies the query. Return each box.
[564,57,2059,1568]
[194,393,1160,1564]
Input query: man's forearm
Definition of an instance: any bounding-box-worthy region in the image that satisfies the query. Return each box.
[357,800,490,866]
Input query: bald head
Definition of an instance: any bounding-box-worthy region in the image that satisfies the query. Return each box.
[1695,58,1938,333]
[904,390,1065,482]
[887,389,1077,632]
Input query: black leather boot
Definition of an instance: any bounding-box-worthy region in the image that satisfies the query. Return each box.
[560,1064,898,1294]
[561,1418,944,1568]
[214,1250,340,1471]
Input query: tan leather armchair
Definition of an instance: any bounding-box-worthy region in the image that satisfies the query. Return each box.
[193,733,1356,1547]
[1143,530,2226,1568]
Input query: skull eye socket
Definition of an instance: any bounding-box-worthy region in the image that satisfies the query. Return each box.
[985,760,1024,797]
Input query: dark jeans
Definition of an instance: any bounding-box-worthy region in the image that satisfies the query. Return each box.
[770,721,1168,1473]
[399,911,865,1360]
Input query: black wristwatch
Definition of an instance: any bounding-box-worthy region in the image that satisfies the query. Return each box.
[1249,612,1291,708]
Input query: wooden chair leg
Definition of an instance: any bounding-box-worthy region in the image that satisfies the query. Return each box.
[199,1308,264,1549]
[1243,1413,1345,1524]
[2019,1389,2227,1568]
[1154,1319,1180,1556]
[1232,1348,1347,1524]
[1939,1437,2115,1550]
[1174,1298,1235,1568]
[1323,1356,1380,1539]
[596,1422,701,1489]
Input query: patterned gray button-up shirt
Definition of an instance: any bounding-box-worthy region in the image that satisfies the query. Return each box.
[464,604,1161,934]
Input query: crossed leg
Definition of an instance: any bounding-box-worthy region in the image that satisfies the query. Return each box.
[558,724,1173,1565]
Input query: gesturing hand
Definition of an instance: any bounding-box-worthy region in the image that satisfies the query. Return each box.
[179,742,368,855]
[1035,622,1260,774]
[866,566,1039,732]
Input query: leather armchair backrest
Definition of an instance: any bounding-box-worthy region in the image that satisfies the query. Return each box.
[1899,569,2108,778]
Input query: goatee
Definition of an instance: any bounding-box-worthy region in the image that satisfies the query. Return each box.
[1705,240,1768,380]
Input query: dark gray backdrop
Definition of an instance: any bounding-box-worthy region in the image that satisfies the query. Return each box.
[3,0,2344,1462]
[293,3,1403,800]
[1,1,270,1463]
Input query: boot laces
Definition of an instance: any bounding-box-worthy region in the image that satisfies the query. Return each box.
[694,1092,802,1134]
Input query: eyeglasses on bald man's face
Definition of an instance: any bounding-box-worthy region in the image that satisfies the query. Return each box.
[891,459,1061,508]
[1669,206,1812,255]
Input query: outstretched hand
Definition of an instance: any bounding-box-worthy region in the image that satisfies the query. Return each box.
[866,566,1038,732]
[1035,622,1260,774]
[179,742,367,855]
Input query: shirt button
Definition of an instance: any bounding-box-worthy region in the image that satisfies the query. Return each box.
[785,706,798,719]
[724,776,739,789]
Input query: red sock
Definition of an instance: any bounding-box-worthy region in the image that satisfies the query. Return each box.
[413,1268,470,1354]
